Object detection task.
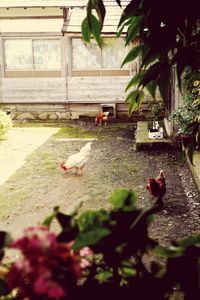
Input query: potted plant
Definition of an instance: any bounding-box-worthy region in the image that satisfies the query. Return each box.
[169,105,196,137]
[147,101,165,139]
[169,102,200,163]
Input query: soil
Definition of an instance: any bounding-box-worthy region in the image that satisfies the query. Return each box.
[0,120,200,247]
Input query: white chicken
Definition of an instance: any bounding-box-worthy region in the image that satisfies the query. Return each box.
[60,142,92,175]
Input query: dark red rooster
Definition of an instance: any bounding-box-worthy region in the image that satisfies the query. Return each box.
[95,112,109,126]
[146,170,166,198]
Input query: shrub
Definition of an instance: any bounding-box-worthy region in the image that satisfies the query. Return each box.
[0,190,200,300]
[0,111,12,141]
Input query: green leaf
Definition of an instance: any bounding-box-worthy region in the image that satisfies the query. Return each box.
[95,271,113,283]
[178,235,200,248]
[145,80,157,99]
[116,19,131,38]
[153,245,183,258]
[42,206,59,228]
[118,0,142,27]
[81,18,91,43]
[77,210,109,232]
[109,189,137,211]
[139,62,161,88]
[91,14,101,47]
[56,212,72,229]
[158,63,171,102]
[125,90,144,114]
[120,266,136,277]
[140,46,159,68]
[96,0,106,28]
[121,45,142,67]
[125,71,145,92]
[86,0,93,30]
[73,228,111,250]
[125,89,139,103]
[125,15,143,46]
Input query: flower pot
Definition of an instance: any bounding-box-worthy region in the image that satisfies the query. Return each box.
[181,134,192,147]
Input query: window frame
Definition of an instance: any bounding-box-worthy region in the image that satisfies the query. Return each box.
[71,37,131,77]
[3,37,62,78]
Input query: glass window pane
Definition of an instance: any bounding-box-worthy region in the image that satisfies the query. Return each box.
[4,39,32,70]
[102,38,129,69]
[72,38,101,69]
[33,39,61,70]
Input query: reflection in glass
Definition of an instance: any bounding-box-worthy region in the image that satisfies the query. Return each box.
[102,38,129,69]
[33,40,61,70]
[4,39,32,70]
[72,39,101,69]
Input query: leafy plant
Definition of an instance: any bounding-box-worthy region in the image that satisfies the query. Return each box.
[148,100,165,121]
[169,105,197,135]
[81,0,200,109]
[1,189,200,299]
[0,111,12,141]
[170,80,200,163]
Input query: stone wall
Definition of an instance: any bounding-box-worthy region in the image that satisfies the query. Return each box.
[1,99,153,121]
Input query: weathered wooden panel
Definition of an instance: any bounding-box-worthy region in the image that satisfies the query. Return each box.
[67,76,131,102]
[2,77,66,103]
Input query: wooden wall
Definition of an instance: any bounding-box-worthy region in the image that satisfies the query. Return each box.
[67,76,130,103]
[1,76,131,104]
[1,77,66,103]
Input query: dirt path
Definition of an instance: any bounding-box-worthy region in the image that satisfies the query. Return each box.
[0,127,59,186]
[0,122,199,246]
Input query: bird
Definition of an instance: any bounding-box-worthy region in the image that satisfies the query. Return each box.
[146,170,166,199]
[95,112,109,126]
[60,142,92,175]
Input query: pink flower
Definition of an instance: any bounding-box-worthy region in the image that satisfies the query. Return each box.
[11,226,57,255]
[80,258,90,269]
[7,226,83,299]
[48,282,65,299]
[34,275,49,295]
[79,247,93,257]
[34,275,65,299]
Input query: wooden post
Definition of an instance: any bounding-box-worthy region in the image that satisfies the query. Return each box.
[0,36,3,105]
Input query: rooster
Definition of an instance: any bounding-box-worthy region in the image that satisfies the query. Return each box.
[95,112,109,126]
[146,170,166,199]
[60,142,92,175]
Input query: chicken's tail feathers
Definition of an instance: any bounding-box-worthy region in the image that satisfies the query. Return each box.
[80,142,93,153]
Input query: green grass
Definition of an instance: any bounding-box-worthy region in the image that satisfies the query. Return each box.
[0,190,31,220]
[55,126,100,139]
[104,122,136,131]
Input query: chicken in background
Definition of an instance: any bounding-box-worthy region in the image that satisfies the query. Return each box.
[95,111,109,126]
[60,142,92,175]
[146,170,166,199]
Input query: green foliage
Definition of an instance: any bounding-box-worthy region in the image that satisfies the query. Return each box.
[125,90,144,115]
[169,79,200,159]
[82,0,200,161]
[109,189,137,211]
[1,189,200,299]
[82,0,200,106]
[0,111,12,141]
[169,105,197,135]
[148,101,165,121]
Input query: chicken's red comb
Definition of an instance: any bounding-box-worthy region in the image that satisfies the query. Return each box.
[60,163,67,171]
